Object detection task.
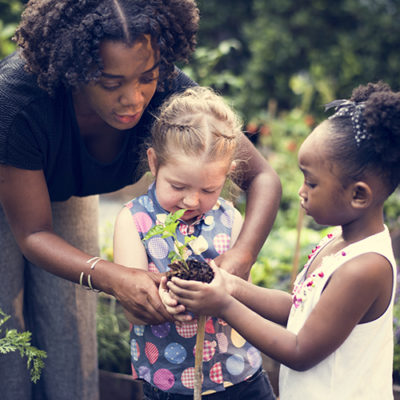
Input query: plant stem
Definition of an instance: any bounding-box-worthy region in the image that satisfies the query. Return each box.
[194,315,206,400]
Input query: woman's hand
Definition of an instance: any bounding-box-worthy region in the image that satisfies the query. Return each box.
[214,246,254,280]
[167,261,233,318]
[110,267,173,325]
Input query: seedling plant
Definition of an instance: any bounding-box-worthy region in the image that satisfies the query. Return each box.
[143,208,214,399]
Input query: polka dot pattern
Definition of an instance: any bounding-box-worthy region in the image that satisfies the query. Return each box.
[179,224,195,236]
[153,368,175,391]
[134,325,144,336]
[145,342,159,365]
[194,340,216,362]
[209,362,223,384]
[190,235,209,255]
[213,233,231,254]
[181,367,196,389]
[151,322,171,338]
[176,321,198,338]
[127,188,261,394]
[132,212,153,233]
[220,209,234,228]
[138,366,151,381]
[148,262,158,273]
[138,196,154,212]
[205,318,215,334]
[131,339,140,361]
[231,329,246,348]
[147,237,169,259]
[247,347,262,368]
[226,354,245,376]
[164,342,187,364]
[216,332,228,353]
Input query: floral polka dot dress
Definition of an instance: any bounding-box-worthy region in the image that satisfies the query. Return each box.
[126,184,262,395]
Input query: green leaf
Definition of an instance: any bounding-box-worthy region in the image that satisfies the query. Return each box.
[165,209,185,225]
[0,308,47,382]
[184,236,196,245]
[143,224,165,240]
[164,222,178,236]
[161,231,174,239]
[168,251,180,263]
[141,209,192,272]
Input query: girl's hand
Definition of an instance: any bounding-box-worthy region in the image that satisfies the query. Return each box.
[167,261,233,317]
[159,276,193,324]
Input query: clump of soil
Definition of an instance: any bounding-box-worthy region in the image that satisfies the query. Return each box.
[166,259,214,283]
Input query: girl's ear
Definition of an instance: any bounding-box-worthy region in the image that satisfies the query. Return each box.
[147,148,158,177]
[351,181,373,209]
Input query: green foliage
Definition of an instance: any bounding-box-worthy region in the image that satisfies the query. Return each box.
[251,225,330,291]
[143,209,196,269]
[97,222,131,374]
[189,0,400,121]
[384,189,400,232]
[248,104,322,291]
[0,308,46,383]
[182,40,245,97]
[99,221,114,262]
[0,0,23,59]
[96,295,131,374]
[243,0,400,117]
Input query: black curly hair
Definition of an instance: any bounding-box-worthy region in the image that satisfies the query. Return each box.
[13,0,199,95]
[325,81,400,195]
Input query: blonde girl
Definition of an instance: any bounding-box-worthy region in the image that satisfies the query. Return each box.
[114,87,276,399]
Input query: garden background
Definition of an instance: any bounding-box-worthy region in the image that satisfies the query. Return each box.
[1,0,400,391]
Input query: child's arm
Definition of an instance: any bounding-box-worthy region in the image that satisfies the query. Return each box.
[114,207,174,325]
[219,208,252,282]
[168,253,392,371]
[230,207,243,248]
[215,135,282,279]
[113,207,149,271]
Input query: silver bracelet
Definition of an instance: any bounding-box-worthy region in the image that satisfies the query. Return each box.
[79,256,102,293]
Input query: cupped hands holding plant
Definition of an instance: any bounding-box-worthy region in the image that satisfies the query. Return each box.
[161,260,237,322]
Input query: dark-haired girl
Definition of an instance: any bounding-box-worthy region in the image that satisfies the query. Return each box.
[0,1,281,399]
[168,82,399,399]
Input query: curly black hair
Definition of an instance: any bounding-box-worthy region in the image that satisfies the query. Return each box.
[13,0,199,94]
[326,81,400,195]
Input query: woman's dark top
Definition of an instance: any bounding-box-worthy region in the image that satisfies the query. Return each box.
[0,51,195,201]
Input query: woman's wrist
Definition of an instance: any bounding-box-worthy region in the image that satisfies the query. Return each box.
[88,259,127,295]
[231,244,256,275]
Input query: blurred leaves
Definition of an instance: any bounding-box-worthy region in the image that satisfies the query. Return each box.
[0,308,47,383]
[96,295,131,374]
[0,0,23,59]
[194,0,400,120]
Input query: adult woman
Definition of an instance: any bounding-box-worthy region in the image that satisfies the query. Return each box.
[0,1,281,399]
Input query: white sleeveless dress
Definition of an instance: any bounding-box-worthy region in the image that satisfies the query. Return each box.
[279,226,397,400]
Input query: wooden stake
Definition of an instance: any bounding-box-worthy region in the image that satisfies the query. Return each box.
[194,315,206,400]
